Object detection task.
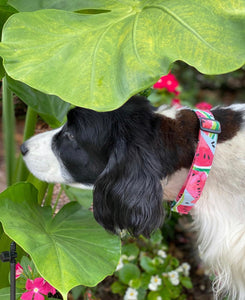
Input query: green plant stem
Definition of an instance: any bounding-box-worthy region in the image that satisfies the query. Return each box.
[2,76,15,186]
[15,106,37,182]
[44,184,54,206]
[52,186,63,215]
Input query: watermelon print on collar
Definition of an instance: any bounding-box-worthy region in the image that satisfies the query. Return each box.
[171,109,221,214]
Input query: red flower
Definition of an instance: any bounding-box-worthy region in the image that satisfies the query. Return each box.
[171,98,182,109]
[153,73,179,93]
[16,263,23,279]
[195,102,213,111]
[21,278,56,300]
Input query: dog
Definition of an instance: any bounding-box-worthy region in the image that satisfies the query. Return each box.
[21,96,245,299]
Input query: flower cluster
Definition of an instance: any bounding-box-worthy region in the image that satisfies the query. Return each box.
[151,71,213,111]
[21,278,56,300]
[111,232,193,300]
[15,258,56,300]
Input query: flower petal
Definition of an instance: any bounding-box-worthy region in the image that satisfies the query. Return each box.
[25,279,34,290]
[33,277,45,288]
[20,291,34,300]
[34,292,45,300]
[42,281,56,295]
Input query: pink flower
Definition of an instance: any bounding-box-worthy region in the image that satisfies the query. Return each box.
[21,278,56,300]
[195,102,213,111]
[16,263,23,279]
[153,73,179,93]
[171,98,182,109]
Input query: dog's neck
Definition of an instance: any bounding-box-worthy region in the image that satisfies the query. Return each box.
[156,108,199,176]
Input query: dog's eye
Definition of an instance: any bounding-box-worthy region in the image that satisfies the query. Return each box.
[64,132,75,141]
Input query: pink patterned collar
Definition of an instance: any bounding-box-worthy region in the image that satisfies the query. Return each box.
[171,109,221,214]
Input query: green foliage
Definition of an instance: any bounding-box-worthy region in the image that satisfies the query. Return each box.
[0,1,244,298]
[6,76,70,128]
[0,1,244,110]
[111,231,193,300]
[0,287,23,299]
[0,183,120,298]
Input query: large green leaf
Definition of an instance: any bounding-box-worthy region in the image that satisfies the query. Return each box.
[0,183,121,298]
[0,1,245,110]
[6,76,70,127]
[7,0,121,12]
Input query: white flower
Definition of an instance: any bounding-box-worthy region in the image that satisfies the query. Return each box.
[176,266,183,273]
[116,257,124,271]
[128,255,136,261]
[181,262,191,276]
[157,297,162,300]
[168,271,180,286]
[124,288,138,300]
[148,275,162,291]
[157,250,167,259]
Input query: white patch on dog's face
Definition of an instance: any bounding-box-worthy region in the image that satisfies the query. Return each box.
[22,127,74,184]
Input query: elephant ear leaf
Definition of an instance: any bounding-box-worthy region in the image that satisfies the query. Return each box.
[0,0,244,111]
[0,183,121,299]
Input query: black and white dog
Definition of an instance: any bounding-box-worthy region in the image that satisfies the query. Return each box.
[21,96,245,299]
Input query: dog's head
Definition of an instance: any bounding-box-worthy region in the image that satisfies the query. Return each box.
[21,96,175,236]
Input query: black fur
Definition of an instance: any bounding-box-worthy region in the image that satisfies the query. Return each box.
[51,96,243,237]
[52,97,166,236]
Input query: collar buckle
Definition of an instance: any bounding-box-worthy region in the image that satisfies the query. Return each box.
[199,117,221,134]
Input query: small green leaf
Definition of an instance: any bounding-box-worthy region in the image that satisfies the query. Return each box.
[129,278,141,289]
[118,263,140,285]
[63,185,93,209]
[140,256,157,274]
[110,281,126,295]
[140,273,151,290]
[147,291,162,300]
[150,229,163,245]
[159,288,171,300]
[137,287,147,300]
[122,243,139,259]
[0,183,121,298]
[180,276,193,289]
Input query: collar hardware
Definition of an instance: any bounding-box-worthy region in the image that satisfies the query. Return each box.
[171,109,221,214]
[199,117,221,134]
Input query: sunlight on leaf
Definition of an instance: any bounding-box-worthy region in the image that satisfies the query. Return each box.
[0,0,244,110]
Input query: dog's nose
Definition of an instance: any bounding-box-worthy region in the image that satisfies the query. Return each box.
[20,143,29,156]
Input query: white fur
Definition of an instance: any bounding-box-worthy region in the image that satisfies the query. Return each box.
[162,113,245,300]
[157,105,178,119]
[192,130,245,300]
[23,128,93,189]
[22,128,71,183]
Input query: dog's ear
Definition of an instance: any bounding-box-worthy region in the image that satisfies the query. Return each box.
[93,139,164,237]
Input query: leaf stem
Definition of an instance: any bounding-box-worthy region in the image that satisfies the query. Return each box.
[2,76,15,186]
[52,186,63,215]
[15,106,37,182]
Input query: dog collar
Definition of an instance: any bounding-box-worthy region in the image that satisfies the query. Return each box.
[171,109,221,214]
